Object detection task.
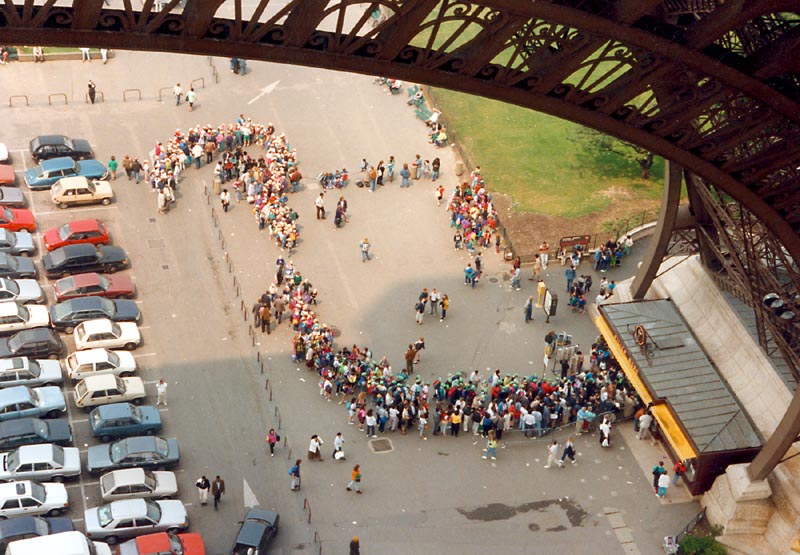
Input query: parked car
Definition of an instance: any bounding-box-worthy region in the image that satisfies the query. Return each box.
[0,302,49,335]
[231,507,279,555]
[0,515,74,552]
[99,468,177,502]
[51,177,114,209]
[4,530,111,555]
[0,279,43,305]
[90,403,161,442]
[117,532,204,555]
[0,253,36,280]
[0,480,68,518]
[0,144,8,164]
[87,436,179,474]
[73,375,145,412]
[0,386,66,421]
[65,349,136,381]
[0,444,80,482]
[74,319,140,351]
[0,208,35,233]
[85,498,188,545]
[0,229,34,257]
[23,157,108,190]
[0,166,14,187]
[0,358,63,388]
[29,136,92,162]
[43,219,110,251]
[43,244,128,279]
[50,297,139,333]
[0,188,26,209]
[0,329,63,359]
[54,273,135,302]
[0,418,72,451]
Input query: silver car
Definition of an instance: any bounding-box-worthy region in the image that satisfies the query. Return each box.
[0,357,63,388]
[0,229,34,257]
[0,187,25,208]
[0,278,43,304]
[84,498,188,544]
[0,444,80,482]
[99,468,178,502]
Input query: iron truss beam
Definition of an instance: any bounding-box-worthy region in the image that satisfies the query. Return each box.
[0,1,799,260]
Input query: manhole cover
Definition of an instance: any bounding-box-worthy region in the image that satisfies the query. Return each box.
[161,265,169,270]
[148,218,156,223]
[488,277,498,283]
[147,239,166,249]
[368,438,393,453]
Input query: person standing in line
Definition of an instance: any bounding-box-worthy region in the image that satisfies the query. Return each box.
[386,156,395,182]
[657,471,670,498]
[173,83,182,106]
[524,296,534,323]
[652,461,667,494]
[185,87,196,111]
[220,189,231,212]
[365,410,377,438]
[80,47,91,62]
[100,48,108,64]
[432,157,441,181]
[400,163,410,187]
[404,344,415,375]
[107,156,118,180]
[418,411,428,439]
[267,428,279,457]
[440,294,449,321]
[259,303,271,334]
[122,155,133,180]
[346,464,362,494]
[637,409,654,442]
[87,81,96,104]
[557,436,577,466]
[414,300,425,325]
[315,192,326,219]
[211,476,225,510]
[359,237,371,262]
[544,440,559,468]
[289,459,301,491]
[156,379,168,406]
[195,475,210,506]
[412,154,422,179]
[565,265,576,293]
[413,337,425,364]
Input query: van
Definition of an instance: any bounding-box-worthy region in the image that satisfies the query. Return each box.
[5,530,111,555]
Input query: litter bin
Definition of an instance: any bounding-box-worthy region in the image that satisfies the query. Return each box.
[213,177,222,195]
[455,161,464,176]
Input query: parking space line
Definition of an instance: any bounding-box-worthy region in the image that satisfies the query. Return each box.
[157,408,169,413]
[138,326,151,330]
[133,352,157,358]
[71,418,89,424]
[35,205,119,217]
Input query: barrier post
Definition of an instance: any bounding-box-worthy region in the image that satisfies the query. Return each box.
[48,93,68,105]
[191,77,206,89]
[9,95,29,107]
[122,89,142,102]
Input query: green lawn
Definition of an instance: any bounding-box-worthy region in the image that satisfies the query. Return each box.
[431,87,665,219]
[16,46,103,54]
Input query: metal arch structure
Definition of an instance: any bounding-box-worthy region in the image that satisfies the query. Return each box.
[2,0,800,482]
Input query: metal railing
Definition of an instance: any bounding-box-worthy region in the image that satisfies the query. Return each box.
[48,93,67,105]
[8,95,28,107]
[675,507,707,544]
[123,89,142,102]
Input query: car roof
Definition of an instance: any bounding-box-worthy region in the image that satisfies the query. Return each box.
[0,386,33,405]
[0,302,22,317]
[104,467,146,487]
[61,296,106,311]
[94,403,134,419]
[66,273,102,288]
[108,498,149,518]
[122,436,158,452]
[80,374,120,390]
[0,480,34,497]
[0,418,39,436]
[71,348,110,363]
[12,444,57,464]
[79,319,114,333]
[39,157,76,171]
[57,243,97,257]
[11,328,56,342]
[0,515,43,537]
[33,135,68,147]
[236,508,278,547]
[65,219,103,233]
[56,176,93,189]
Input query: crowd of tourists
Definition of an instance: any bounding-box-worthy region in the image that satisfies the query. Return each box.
[448,167,502,258]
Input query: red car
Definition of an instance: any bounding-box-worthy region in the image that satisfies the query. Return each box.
[116,532,205,555]
[0,207,35,232]
[53,272,135,302]
[0,165,15,186]
[44,219,110,251]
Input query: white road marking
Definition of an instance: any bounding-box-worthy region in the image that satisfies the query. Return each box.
[247,80,280,105]
[243,477,259,508]
[133,352,157,358]
[35,205,119,217]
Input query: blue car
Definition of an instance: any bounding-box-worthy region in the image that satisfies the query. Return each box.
[0,386,66,421]
[89,402,162,442]
[24,157,108,190]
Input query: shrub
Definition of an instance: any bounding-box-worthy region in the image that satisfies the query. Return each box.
[680,533,726,555]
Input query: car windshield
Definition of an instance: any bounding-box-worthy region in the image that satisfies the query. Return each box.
[7,333,25,352]
[48,249,68,265]
[100,472,115,493]
[145,499,162,522]
[110,441,129,462]
[75,380,88,398]
[31,166,44,177]
[52,302,76,320]
[57,224,72,241]
[91,410,102,426]
[2,231,16,248]
[87,181,96,193]
[155,438,169,457]
[16,304,28,321]
[5,450,19,471]
[27,360,41,378]
[1,208,12,221]
[51,446,64,465]
[57,277,75,291]
[29,481,45,502]
[99,298,114,313]
[75,162,83,173]
[2,280,19,295]
[0,254,16,270]
[107,350,119,366]
[168,533,185,555]
[64,138,75,149]
[6,357,25,370]
[110,322,121,337]
[144,473,156,490]
[51,182,62,195]
[97,504,113,527]
[98,275,110,289]
[35,419,48,437]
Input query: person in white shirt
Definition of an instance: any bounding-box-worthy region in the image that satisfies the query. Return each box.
[545,440,559,468]
[173,83,182,105]
[156,379,168,406]
[332,432,345,459]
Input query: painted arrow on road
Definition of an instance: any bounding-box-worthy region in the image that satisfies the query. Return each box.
[247,80,280,105]
[243,477,259,508]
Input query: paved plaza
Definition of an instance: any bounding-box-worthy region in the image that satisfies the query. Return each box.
[0,51,701,554]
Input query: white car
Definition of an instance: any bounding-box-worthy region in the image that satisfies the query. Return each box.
[0,144,8,164]
[73,374,146,411]
[73,319,141,351]
[0,357,63,388]
[65,349,136,381]
[0,279,44,305]
[84,498,188,544]
[0,302,49,335]
[0,480,68,517]
[100,468,178,502]
[0,444,81,482]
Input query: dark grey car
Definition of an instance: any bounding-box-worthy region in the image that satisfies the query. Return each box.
[50,297,140,333]
[0,188,25,209]
[0,418,72,450]
[0,515,74,551]
[0,253,36,280]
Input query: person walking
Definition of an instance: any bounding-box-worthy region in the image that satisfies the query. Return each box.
[80,47,91,62]
[359,237,371,262]
[350,536,360,555]
[211,476,225,510]
[308,435,323,461]
[539,241,550,269]
[122,155,133,180]
[259,304,271,334]
[173,83,182,106]
[413,337,425,364]
[404,344,415,375]
[637,409,654,441]
[107,156,118,180]
[400,163,410,188]
[346,464,362,494]
[220,189,231,212]
[185,87,196,111]
[100,48,108,64]
[267,428,279,456]
[544,440,559,468]
[131,158,143,184]
[673,460,687,485]
[524,296,534,323]
[289,459,301,491]
[87,80,97,104]
[657,471,670,498]
[315,192,326,219]
[652,461,667,494]
[557,436,577,466]
[482,429,498,460]
[195,475,210,506]
[332,432,345,459]
[156,379,168,406]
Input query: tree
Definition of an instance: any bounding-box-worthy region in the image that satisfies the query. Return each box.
[576,128,656,179]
